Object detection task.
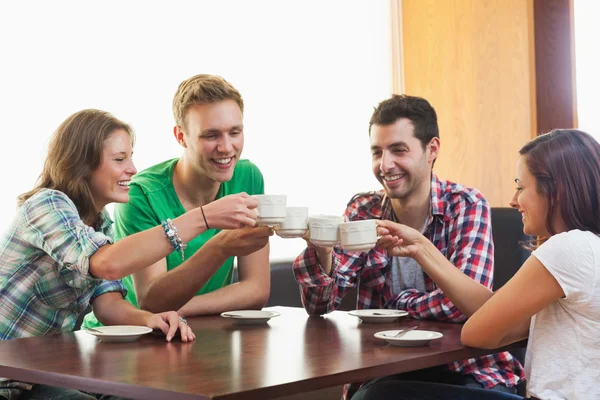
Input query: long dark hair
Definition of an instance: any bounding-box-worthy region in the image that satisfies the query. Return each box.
[520,129,600,236]
[18,109,135,225]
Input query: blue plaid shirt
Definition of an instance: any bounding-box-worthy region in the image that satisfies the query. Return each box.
[0,189,126,396]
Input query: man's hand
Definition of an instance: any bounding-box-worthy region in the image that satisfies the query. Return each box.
[145,311,196,342]
[213,226,274,257]
[202,193,259,229]
[302,231,334,274]
[376,220,424,258]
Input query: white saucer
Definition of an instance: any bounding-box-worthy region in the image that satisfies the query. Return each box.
[348,309,408,323]
[374,329,443,347]
[343,242,377,252]
[85,326,153,343]
[276,229,307,238]
[257,217,285,226]
[221,310,281,324]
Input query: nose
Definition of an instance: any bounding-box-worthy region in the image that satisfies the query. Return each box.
[217,135,233,154]
[126,159,137,176]
[379,150,394,173]
[509,191,518,209]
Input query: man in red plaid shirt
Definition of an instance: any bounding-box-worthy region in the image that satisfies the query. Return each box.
[293,95,524,399]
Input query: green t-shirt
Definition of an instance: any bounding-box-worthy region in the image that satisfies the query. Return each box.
[82,158,264,328]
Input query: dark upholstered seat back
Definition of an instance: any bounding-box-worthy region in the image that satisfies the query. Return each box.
[490,207,532,290]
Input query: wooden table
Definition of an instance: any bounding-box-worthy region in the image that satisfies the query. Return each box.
[0,306,525,400]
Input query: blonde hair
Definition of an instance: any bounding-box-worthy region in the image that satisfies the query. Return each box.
[18,109,135,224]
[172,74,244,129]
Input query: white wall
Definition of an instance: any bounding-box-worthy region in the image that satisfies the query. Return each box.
[0,1,391,262]
[574,0,600,139]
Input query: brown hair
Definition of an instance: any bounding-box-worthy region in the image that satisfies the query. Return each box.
[520,129,600,236]
[172,74,244,129]
[18,109,135,224]
[369,94,439,149]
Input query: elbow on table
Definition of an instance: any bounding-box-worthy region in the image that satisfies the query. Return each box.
[249,290,270,310]
[461,323,498,349]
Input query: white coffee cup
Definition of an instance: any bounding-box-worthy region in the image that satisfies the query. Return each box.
[275,207,309,238]
[252,195,287,226]
[339,219,377,252]
[308,215,344,247]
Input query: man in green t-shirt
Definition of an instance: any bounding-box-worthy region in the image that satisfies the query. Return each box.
[84,74,272,328]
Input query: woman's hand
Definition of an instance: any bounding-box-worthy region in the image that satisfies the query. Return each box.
[145,311,196,342]
[376,220,425,258]
[202,192,259,229]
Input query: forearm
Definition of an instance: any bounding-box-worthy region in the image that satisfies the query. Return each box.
[315,248,333,275]
[300,283,338,316]
[178,281,268,317]
[139,242,229,313]
[92,293,153,326]
[294,247,347,316]
[90,208,207,280]
[413,240,493,317]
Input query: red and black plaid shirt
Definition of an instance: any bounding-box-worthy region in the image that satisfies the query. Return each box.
[293,174,525,399]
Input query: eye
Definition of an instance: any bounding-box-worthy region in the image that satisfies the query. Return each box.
[371,151,381,158]
[230,131,241,136]
[115,158,124,162]
[393,148,407,154]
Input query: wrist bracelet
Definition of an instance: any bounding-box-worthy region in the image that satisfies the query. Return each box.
[200,206,210,230]
[161,218,187,260]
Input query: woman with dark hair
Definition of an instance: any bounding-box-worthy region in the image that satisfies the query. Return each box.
[357,129,600,400]
[0,109,260,399]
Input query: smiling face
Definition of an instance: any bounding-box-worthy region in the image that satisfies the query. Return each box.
[510,155,551,236]
[176,100,243,183]
[89,129,137,211]
[370,118,438,200]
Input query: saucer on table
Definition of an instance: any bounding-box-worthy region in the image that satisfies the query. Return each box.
[348,309,409,323]
[85,326,153,343]
[220,310,281,324]
[374,329,443,347]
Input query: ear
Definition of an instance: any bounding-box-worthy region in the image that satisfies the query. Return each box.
[427,137,440,164]
[173,126,188,148]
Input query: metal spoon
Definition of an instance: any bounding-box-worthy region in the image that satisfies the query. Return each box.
[85,327,105,334]
[384,325,418,338]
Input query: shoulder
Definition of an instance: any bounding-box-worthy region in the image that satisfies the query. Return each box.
[537,230,599,257]
[436,177,490,218]
[233,159,263,177]
[345,191,385,220]
[534,230,600,300]
[130,159,178,194]
[229,159,264,193]
[22,188,77,214]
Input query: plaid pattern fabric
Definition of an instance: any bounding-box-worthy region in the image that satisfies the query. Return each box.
[293,174,525,399]
[0,189,126,396]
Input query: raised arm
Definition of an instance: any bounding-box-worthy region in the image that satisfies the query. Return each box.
[461,255,562,348]
[177,240,271,317]
[138,227,272,314]
[89,192,258,280]
[377,200,495,321]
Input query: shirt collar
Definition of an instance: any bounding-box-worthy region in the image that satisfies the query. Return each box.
[430,173,445,217]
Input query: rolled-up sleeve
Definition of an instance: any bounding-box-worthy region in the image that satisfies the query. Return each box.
[21,190,113,288]
[90,279,128,303]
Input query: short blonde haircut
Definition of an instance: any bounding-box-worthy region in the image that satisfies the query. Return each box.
[172,74,244,129]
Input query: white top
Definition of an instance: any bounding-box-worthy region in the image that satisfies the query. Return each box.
[528,230,600,400]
